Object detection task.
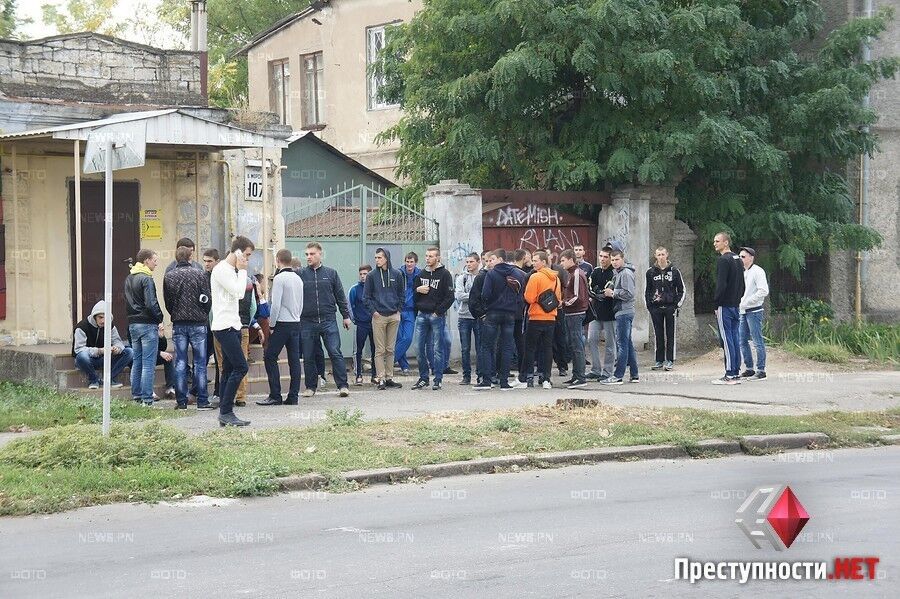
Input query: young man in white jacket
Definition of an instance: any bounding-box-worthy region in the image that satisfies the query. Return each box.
[738,247,769,381]
[211,236,255,426]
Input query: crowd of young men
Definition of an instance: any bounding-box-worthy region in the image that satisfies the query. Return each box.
[71,231,770,426]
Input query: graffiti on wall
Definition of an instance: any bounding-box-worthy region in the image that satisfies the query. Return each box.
[447,241,477,273]
[517,228,583,254]
[602,206,629,251]
[495,204,561,227]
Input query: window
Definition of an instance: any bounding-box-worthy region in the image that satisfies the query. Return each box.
[301,52,325,128]
[366,24,398,110]
[269,60,291,125]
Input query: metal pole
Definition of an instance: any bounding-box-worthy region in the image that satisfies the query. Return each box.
[74,140,84,322]
[102,140,113,436]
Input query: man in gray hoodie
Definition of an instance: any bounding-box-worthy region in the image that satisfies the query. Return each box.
[599,249,639,385]
[454,252,480,385]
[364,247,405,390]
[72,301,133,389]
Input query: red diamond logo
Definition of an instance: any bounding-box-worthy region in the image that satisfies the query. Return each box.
[766,486,809,548]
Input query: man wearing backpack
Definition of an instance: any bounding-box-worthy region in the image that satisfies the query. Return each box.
[645,246,685,371]
[163,245,214,410]
[559,249,589,389]
[521,250,561,389]
[474,249,526,391]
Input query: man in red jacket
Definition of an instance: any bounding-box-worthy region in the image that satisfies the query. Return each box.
[559,249,589,389]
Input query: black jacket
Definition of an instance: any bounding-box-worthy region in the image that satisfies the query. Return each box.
[364,248,405,316]
[413,265,455,316]
[714,252,745,308]
[164,261,211,325]
[124,270,164,325]
[468,269,489,319]
[589,265,617,322]
[296,264,351,322]
[645,264,685,313]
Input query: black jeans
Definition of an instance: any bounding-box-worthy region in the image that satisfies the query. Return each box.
[553,311,571,370]
[264,321,302,402]
[355,321,375,379]
[207,328,220,397]
[521,320,554,383]
[650,308,676,362]
[214,328,248,416]
[480,312,515,385]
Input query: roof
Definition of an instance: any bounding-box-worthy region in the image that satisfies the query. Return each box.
[287,131,396,188]
[232,2,328,58]
[0,31,198,56]
[0,109,289,149]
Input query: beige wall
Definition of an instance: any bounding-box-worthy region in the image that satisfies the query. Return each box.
[247,0,421,180]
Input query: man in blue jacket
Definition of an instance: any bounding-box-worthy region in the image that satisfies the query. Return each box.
[474,249,526,391]
[296,242,352,397]
[349,264,376,386]
[394,252,420,375]
[364,247,406,390]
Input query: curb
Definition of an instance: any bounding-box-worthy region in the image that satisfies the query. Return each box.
[275,432,833,492]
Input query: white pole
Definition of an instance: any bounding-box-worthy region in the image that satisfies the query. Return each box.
[74,140,84,322]
[102,140,113,436]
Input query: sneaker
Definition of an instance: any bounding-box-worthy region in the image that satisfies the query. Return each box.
[526,380,535,388]
[652,361,664,370]
[355,376,363,386]
[218,413,250,427]
[598,375,609,382]
[110,382,123,389]
[175,403,187,410]
[377,380,387,391]
[491,377,500,386]
[629,376,640,384]
[400,368,411,376]
[164,387,175,399]
[473,381,492,391]
[599,377,623,386]
[385,380,403,389]
[412,379,429,390]
[562,378,575,386]
[460,377,471,386]
[88,382,100,390]
[370,377,378,385]
[432,382,442,391]
[586,372,602,381]
[235,399,246,407]
[664,361,674,371]
[319,376,328,389]
[749,371,767,381]
[567,379,588,389]
[152,392,160,400]
[301,389,316,398]
[443,367,458,375]
[339,387,350,397]
[712,376,742,385]
[507,380,527,390]
[542,380,553,390]
[558,369,568,378]
[141,400,154,407]
[740,369,756,378]
[196,403,216,411]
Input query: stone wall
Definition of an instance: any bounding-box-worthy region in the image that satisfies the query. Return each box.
[0,32,205,106]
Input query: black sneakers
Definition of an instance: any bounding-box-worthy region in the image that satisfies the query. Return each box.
[748,371,767,381]
[740,369,756,378]
[412,379,429,390]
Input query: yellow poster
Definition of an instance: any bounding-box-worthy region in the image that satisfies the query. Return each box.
[141,209,162,240]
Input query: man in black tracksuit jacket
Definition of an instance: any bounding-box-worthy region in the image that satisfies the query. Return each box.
[296,242,352,395]
[645,248,686,370]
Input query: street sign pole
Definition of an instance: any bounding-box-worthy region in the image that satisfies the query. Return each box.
[102,140,113,436]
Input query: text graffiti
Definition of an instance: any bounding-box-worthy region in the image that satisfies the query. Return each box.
[518,228,582,253]
[495,205,561,227]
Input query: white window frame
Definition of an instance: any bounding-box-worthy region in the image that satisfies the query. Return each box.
[366,24,399,111]
[301,51,325,129]
[269,59,291,125]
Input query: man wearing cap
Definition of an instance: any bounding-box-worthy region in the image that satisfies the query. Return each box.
[738,247,769,381]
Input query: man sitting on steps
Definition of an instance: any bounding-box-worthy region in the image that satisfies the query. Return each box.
[72,300,133,389]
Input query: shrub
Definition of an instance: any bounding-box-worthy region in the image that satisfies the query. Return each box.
[791,343,851,364]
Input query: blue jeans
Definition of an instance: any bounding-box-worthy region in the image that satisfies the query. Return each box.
[173,324,208,405]
[740,309,766,372]
[426,322,452,372]
[479,312,515,384]
[458,318,480,380]
[265,321,302,402]
[214,328,248,415]
[716,306,741,377]
[613,313,639,380]
[415,313,446,383]
[565,314,586,380]
[300,318,348,390]
[129,324,159,403]
[74,347,133,386]
[355,321,375,378]
[395,310,416,370]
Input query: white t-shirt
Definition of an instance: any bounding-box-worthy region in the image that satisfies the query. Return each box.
[211,260,248,331]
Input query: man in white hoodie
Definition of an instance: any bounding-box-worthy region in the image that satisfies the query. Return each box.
[211,236,255,426]
[738,247,769,381]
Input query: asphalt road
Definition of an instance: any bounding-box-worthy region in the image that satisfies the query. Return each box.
[2,446,897,598]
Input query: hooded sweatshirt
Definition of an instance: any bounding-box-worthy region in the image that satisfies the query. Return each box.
[523,267,561,321]
[72,300,126,357]
[645,263,685,313]
[482,262,526,315]
[124,262,164,325]
[454,269,478,320]
[402,265,421,312]
[349,280,373,324]
[413,264,455,316]
[364,248,405,316]
[611,264,637,315]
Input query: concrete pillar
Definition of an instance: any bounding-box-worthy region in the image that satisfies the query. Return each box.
[598,186,650,347]
[424,179,483,361]
[644,184,678,257]
[672,220,700,349]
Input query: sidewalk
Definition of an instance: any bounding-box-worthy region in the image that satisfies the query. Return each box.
[168,348,899,435]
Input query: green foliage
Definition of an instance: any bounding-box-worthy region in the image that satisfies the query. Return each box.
[377,0,897,281]
[325,408,364,428]
[41,0,125,36]
[791,342,851,363]
[486,415,523,433]
[1,0,25,38]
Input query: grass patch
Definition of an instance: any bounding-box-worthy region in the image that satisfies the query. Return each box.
[790,342,851,364]
[0,382,183,430]
[1,404,897,516]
